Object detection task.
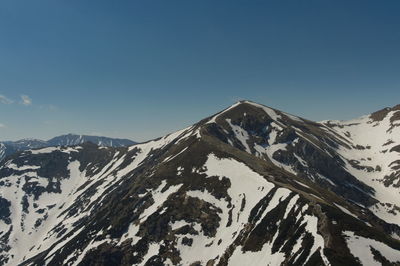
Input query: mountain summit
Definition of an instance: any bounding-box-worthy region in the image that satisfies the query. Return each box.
[0,101,400,265]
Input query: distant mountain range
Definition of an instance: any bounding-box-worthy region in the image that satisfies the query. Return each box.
[0,134,136,161]
[1,101,400,265]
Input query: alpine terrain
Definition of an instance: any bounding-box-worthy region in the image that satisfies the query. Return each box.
[1,101,400,266]
[0,134,136,162]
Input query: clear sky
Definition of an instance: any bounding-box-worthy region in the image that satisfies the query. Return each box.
[1,0,399,142]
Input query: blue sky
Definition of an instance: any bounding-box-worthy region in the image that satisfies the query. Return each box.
[1,0,399,141]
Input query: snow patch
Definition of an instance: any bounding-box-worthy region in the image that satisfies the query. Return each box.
[344,231,400,265]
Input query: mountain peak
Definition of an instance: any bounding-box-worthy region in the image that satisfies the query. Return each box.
[232,99,274,109]
[234,99,260,105]
[369,103,400,122]
[206,100,303,128]
[1,101,400,265]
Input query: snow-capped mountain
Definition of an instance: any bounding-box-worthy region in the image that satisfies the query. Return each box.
[0,139,49,161]
[47,134,136,147]
[1,101,400,266]
[0,134,136,161]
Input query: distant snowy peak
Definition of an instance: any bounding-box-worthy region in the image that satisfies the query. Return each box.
[4,139,48,149]
[0,134,136,161]
[47,134,136,147]
[0,139,50,162]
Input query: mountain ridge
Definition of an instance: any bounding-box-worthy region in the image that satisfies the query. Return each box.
[0,134,136,162]
[0,101,400,265]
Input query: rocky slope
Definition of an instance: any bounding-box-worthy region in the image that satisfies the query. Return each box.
[0,134,136,161]
[0,101,400,266]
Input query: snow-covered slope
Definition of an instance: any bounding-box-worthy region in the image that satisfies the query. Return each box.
[204,101,400,227]
[320,108,400,227]
[1,101,400,266]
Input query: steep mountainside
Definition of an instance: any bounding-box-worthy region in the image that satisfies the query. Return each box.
[0,134,136,161]
[0,143,5,162]
[0,101,400,266]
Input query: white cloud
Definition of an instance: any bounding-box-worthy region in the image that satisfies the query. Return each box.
[20,95,32,106]
[0,95,13,104]
[0,123,5,128]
